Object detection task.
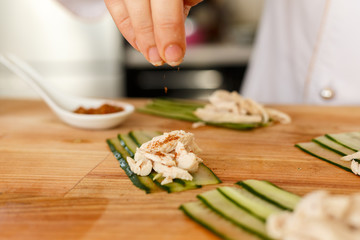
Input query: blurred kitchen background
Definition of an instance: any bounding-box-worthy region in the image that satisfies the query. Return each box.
[0,0,264,100]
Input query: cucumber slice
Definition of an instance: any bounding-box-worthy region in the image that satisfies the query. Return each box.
[312,136,355,156]
[149,172,199,193]
[296,142,352,172]
[129,130,161,146]
[326,132,360,151]
[152,98,205,109]
[197,190,271,240]
[118,133,138,157]
[106,138,163,193]
[180,201,261,240]
[193,163,222,185]
[108,131,220,193]
[237,180,300,211]
[137,106,199,122]
[218,187,282,221]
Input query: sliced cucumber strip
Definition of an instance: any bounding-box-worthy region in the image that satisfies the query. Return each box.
[149,172,199,193]
[312,135,355,156]
[129,130,161,146]
[108,130,220,193]
[118,133,138,157]
[296,142,352,172]
[238,180,300,211]
[106,138,163,193]
[180,201,261,240]
[193,163,222,185]
[326,132,360,151]
[197,190,271,240]
[218,187,282,221]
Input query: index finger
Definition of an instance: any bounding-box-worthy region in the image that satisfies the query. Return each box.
[151,0,186,66]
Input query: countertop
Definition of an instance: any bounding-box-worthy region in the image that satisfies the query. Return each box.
[1,98,360,240]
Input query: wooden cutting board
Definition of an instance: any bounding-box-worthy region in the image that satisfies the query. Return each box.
[1,99,360,240]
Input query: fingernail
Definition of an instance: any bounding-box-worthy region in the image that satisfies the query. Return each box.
[148,47,164,66]
[165,44,184,66]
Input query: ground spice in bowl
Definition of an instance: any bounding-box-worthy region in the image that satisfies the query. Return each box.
[74,104,124,115]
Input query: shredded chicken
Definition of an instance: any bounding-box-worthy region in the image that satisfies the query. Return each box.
[341,151,360,176]
[126,130,203,185]
[193,90,291,125]
[267,191,360,240]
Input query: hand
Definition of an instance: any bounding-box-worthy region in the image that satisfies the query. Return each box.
[104,0,203,66]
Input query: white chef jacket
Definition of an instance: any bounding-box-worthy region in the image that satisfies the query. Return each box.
[241,0,360,105]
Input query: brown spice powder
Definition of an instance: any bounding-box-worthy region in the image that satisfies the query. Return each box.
[74,104,124,115]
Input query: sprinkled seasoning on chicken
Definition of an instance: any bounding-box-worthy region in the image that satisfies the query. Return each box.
[127,130,203,185]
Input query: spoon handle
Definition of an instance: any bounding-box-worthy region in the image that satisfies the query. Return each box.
[0,54,62,109]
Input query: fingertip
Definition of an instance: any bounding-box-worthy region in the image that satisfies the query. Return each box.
[148,47,165,66]
[164,44,184,66]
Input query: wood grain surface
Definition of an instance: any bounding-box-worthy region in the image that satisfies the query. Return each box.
[1,99,360,240]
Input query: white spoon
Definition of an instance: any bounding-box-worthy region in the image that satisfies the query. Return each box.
[0,54,134,130]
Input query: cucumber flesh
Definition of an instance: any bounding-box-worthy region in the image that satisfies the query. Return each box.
[118,133,138,157]
[296,142,352,172]
[106,138,163,193]
[238,180,301,211]
[326,132,360,151]
[129,130,161,146]
[312,136,355,156]
[197,190,272,240]
[193,163,222,185]
[149,172,199,193]
[180,201,261,240]
[218,187,282,221]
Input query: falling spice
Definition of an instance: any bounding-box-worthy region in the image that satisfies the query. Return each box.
[74,104,124,115]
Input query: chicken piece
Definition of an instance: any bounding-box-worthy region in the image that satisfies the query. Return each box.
[193,90,292,125]
[126,156,152,176]
[341,152,360,176]
[243,98,269,123]
[141,130,201,154]
[194,107,262,123]
[267,191,360,240]
[341,151,360,161]
[136,148,176,166]
[351,160,360,175]
[175,141,203,173]
[266,108,291,124]
[152,161,193,185]
[192,121,206,129]
[346,194,360,228]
